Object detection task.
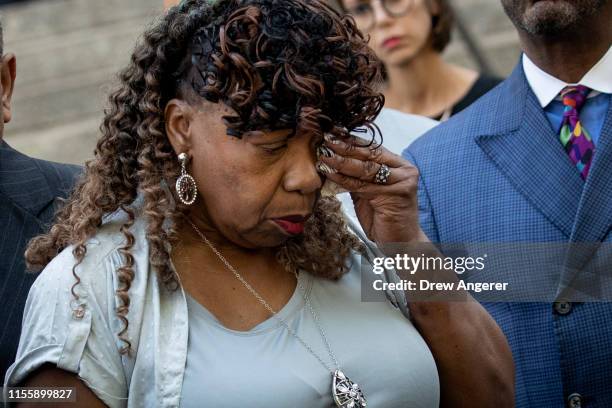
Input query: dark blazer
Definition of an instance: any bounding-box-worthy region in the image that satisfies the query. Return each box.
[0,140,81,379]
[404,62,612,407]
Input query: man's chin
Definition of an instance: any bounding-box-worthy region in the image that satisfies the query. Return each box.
[521,1,577,36]
[521,0,605,36]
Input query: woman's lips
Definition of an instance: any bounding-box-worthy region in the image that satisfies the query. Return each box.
[273,219,305,235]
[271,215,309,236]
[382,37,402,49]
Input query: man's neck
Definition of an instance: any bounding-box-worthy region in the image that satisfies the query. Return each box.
[522,38,609,84]
[518,7,612,84]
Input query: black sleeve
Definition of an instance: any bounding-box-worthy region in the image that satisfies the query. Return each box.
[451,74,503,116]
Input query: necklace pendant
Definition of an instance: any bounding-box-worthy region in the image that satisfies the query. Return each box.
[332,370,367,408]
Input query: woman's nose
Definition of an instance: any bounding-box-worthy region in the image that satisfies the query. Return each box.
[282,145,323,195]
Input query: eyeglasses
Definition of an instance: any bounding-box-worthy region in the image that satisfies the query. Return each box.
[344,0,416,31]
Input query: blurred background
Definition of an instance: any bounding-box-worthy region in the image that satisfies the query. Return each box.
[1,0,520,164]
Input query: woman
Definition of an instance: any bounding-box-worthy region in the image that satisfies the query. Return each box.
[338,0,502,121]
[5,1,513,407]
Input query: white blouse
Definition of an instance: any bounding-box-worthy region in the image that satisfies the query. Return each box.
[4,210,439,407]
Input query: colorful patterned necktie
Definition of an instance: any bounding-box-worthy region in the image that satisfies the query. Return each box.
[559,85,595,180]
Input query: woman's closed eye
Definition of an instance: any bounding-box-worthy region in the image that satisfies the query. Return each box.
[260,143,288,154]
[246,128,294,155]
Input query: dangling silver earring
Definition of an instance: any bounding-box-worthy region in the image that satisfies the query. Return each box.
[175,152,197,206]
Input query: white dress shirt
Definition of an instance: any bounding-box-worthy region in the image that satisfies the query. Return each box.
[522,46,612,107]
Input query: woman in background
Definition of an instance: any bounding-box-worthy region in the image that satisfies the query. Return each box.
[339,0,501,121]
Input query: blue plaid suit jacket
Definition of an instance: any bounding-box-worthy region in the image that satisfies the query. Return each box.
[403,63,612,407]
[0,141,80,380]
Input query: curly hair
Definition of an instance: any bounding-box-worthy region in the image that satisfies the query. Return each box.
[25,0,384,354]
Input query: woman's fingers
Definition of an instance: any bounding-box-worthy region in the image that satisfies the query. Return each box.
[317,133,420,197]
[320,154,402,184]
[319,134,418,188]
[324,135,406,168]
[324,166,418,196]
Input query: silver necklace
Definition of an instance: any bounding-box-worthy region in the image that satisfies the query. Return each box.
[188,220,367,408]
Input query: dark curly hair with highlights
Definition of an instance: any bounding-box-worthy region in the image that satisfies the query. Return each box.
[25,0,384,354]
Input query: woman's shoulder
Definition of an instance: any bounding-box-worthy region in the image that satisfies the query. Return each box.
[26,210,151,339]
[41,210,149,286]
[5,211,153,405]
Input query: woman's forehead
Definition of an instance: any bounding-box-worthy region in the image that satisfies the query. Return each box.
[343,0,369,6]
[246,127,324,142]
[198,100,326,142]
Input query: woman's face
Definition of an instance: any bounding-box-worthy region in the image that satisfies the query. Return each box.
[167,100,323,249]
[342,0,436,67]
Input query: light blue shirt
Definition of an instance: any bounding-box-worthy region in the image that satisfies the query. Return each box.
[522,48,612,146]
[180,257,439,408]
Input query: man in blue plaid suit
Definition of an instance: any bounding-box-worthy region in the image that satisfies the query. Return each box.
[403,0,611,406]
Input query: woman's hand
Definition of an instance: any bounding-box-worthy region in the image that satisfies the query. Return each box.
[319,136,427,244]
[320,136,515,407]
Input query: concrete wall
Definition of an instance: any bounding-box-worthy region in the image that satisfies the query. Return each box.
[1,0,520,164]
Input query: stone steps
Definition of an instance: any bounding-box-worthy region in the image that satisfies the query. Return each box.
[3,0,155,151]
[445,0,520,74]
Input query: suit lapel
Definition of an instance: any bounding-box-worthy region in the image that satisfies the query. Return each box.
[475,64,584,239]
[570,98,612,243]
[559,99,612,295]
